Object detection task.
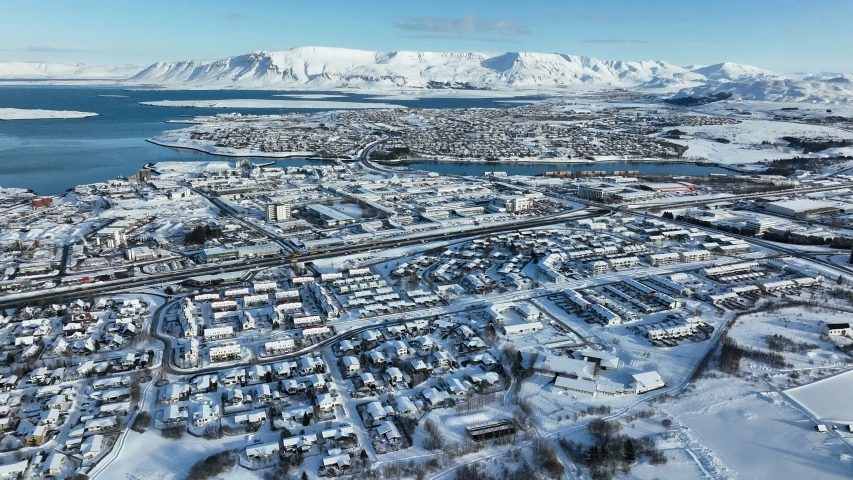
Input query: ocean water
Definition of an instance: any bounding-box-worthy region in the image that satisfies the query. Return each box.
[0,86,726,194]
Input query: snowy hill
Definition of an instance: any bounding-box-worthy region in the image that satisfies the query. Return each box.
[129,46,708,89]
[3,46,852,103]
[0,61,141,79]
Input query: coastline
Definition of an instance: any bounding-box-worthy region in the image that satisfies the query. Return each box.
[146,136,743,174]
[144,137,344,161]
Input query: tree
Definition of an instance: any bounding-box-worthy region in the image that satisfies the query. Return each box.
[623,438,637,464]
[301,412,311,427]
[837,274,845,286]
[301,472,309,480]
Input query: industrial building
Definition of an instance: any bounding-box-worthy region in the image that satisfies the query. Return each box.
[764,199,840,218]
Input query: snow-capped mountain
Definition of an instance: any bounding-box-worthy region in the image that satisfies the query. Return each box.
[130,46,711,89]
[3,47,851,102]
[0,61,141,79]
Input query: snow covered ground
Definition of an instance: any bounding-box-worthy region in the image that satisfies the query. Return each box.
[273,94,346,99]
[664,119,853,164]
[139,99,407,109]
[0,108,98,120]
[787,370,853,423]
[670,378,853,480]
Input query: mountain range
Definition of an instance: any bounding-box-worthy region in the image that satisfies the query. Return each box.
[2,46,852,103]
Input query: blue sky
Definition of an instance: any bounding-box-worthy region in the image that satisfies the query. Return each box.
[1,0,851,72]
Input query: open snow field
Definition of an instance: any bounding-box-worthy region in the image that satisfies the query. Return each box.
[0,108,98,120]
[787,370,853,423]
[273,94,346,99]
[727,306,847,369]
[666,119,853,164]
[672,379,853,480]
[140,99,407,109]
[94,431,262,480]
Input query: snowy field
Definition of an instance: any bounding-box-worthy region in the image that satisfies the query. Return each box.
[787,370,853,423]
[665,119,853,164]
[672,379,853,480]
[273,94,346,99]
[93,431,263,480]
[0,108,98,120]
[140,99,407,109]
[727,306,847,369]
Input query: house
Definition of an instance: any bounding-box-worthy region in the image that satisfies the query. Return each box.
[163,405,188,425]
[824,323,852,336]
[247,442,280,459]
[80,434,104,459]
[410,360,430,373]
[299,356,324,375]
[315,393,340,411]
[341,356,361,375]
[235,411,267,425]
[384,367,404,384]
[416,336,435,351]
[368,351,387,365]
[322,426,355,442]
[42,452,65,477]
[192,375,214,393]
[0,461,29,478]
[161,383,189,404]
[322,451,351,472]
[193,403,220,427]
[226,388,245,406]
[27,425,48,446]
[421,387,452,409]
[220,368,246,386]
[47,394,67,409]
[467,372,501,390]
[247,364,271,384]
[394,396,419,414]
[432,351,452,367]
[256,383,272,402]
[389,340,409,357]
[359,372,377,388]
[630,371,665,394]
[84,417,117,433]
[364,401,393,423]
[282,434,318,453]
[447,378,470,395]
[376,420,402,441]
[338,339,358,355]
[39,408,61,426]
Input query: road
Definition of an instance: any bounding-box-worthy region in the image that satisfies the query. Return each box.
[636,181,853,209]
[0,206,607,310]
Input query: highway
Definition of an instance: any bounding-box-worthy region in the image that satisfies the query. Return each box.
[635,181,853,209]
[0,206,607,310]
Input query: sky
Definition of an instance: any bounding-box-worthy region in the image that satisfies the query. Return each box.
[1,0,851,73]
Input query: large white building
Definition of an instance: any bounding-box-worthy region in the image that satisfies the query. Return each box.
[491,195,533,213]
[210,344,241,362]
[765,199,838,218]
[266,203,292,222]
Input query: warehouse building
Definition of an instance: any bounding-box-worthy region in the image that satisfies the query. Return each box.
[764,199,840,218]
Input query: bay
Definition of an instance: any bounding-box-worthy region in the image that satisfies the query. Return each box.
[0,86,727,195]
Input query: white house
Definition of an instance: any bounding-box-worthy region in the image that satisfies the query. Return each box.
[824,322,852,336]
[630,371,665,394]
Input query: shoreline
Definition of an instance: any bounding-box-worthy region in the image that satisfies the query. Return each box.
[144,137,344,161]
[146,137,741,174]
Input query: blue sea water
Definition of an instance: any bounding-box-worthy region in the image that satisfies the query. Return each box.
[0,86,728,195]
